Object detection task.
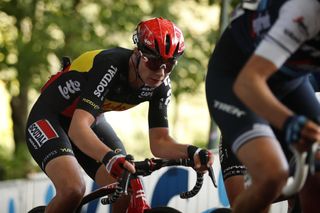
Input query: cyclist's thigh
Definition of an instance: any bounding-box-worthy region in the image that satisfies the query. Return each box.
[208,60,279,201]
[46,155,85,190]
[26,104,75,172]
[73,114,126,180]
[26,105,84,190]
[207,68,275,154]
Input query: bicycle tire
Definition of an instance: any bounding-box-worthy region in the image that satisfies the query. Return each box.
[144,206,182,213]
[28,205,46,213]
[209,208,232,213]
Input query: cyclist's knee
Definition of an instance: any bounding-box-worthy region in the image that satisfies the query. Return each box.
[56,182,86,202]
[253,169,288,195]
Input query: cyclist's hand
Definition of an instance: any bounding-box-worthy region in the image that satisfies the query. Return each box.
[187,145,213,172]
[299,121,320,151]
[283,115,320,152]
[102,151,136,179]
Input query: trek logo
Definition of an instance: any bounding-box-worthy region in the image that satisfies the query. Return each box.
[213,100,246,118]
[94,65,117,98]
[28,119,59,148]
[58,80,81,99]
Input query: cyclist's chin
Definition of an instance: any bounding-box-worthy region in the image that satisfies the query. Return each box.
[146,79,162,87]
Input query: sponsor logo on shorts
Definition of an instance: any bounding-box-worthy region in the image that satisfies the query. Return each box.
[60,148,73,154]
[28,119,59,148]
[42,150,58,169]
[213,100,246,118]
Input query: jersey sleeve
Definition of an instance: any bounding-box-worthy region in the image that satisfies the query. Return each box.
[148,77,172,128]
[77,55,119,117]
[255,0,320,68]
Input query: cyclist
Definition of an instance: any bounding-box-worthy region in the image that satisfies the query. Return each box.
[206,0,320,212]
[26,17,213,213]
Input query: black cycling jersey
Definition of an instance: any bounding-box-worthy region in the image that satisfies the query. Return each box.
[26,47,172,176]
[206,0,320,180]
[40,47,171,128]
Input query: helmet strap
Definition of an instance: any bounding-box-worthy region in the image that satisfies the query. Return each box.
[130,54,145,87]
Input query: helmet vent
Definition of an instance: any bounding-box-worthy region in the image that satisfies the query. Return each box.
[165,34,171,55]
[154,40,160,57]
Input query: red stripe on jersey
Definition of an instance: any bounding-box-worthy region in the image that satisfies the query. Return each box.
[61,97,80,117]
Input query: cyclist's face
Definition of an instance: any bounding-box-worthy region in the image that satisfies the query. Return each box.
[139,51,177,87]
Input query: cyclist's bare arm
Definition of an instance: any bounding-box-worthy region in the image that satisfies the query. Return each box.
[234,55,320,148]
[149,127,188,159]
[69,109,135,173]
[234,54,293,129]
[69,109,110,160]
[149,127,213,170]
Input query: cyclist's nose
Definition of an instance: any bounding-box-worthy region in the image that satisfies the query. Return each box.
[154,67,165,76]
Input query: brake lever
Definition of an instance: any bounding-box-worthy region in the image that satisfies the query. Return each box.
[207,166,217,188]
[119,170,131,195]
[203,150,217,188]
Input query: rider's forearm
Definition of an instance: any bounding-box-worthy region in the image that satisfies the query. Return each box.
[70,125,111,161]
[234,55,293,129]
[69,109,111,162]
[149,128,188,159]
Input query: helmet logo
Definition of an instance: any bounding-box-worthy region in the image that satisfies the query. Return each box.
[144,38,152,46]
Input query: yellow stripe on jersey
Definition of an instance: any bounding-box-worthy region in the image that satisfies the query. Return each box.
[102,99,136,112]
[69,50,103,72]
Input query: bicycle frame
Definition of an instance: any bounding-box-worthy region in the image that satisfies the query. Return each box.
[74,174,151,213]
[28,157,216,213]
[127,178,151,213]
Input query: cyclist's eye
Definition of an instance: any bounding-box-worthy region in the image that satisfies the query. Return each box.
[147,57,176,72]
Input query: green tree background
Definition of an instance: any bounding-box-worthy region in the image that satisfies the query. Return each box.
[0,0,235,180]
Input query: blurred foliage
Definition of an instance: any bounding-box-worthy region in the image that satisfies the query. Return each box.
[0,0,225,180]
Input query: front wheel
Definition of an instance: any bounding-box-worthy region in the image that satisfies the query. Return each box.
[145,206,182,213]
[209,208,232,213]
[28,206,46,213]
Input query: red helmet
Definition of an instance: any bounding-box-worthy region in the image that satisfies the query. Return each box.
[133,17,185,60]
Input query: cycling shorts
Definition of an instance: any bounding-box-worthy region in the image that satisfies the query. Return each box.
[25,100,126,179]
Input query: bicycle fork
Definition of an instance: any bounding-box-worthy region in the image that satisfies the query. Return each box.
[127,178,151,213]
